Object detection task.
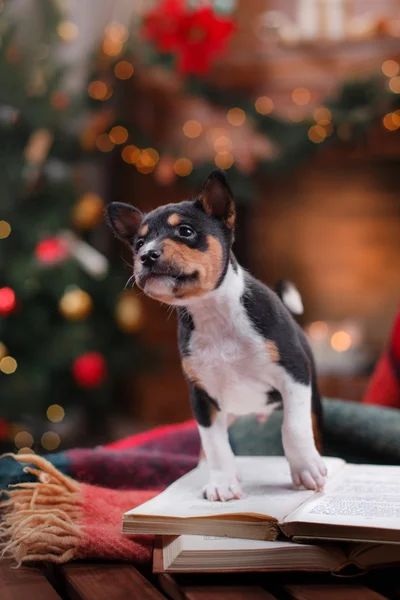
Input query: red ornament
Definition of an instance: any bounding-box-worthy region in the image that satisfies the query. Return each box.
[142,2,236,76]
[35,237,69,265]
[72,352,107,388]
[176,7,236,76]
[0,287,17,315]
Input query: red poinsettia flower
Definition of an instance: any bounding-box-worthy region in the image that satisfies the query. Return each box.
[175,7,236,75]
[141,0,186,52]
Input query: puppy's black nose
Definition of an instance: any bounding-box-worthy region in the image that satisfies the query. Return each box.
[140,249,161,267]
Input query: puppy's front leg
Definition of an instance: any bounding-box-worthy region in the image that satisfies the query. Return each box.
[191,385,243,502]
[281,377,327,491]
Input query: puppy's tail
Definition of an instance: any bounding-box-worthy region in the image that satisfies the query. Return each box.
[275,280,303,315]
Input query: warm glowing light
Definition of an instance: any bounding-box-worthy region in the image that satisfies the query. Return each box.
[383,113,400,131]
[382,60,399,77]
[41,431,61,451]
[0,342,7,359]
[14,431,33,449]
[227,108,246,126]
[109,126,128,144]
[308,321,328,341]
[103,38,123,57]
[140,148,159,167]
[47,404,65,423]
[51,91,69,110]
[213,135,232,152]
[0,287,16,313]
[0,221,11,239]
[105,22,129,44]
[308,125,326,143]
[88,81,108,100]
[389,76,400,93]
[323,122,334,136]
[114,61,134,80]
[121,145,141,164]
[174,158,193,176]
[183,120,203,138]
[17,447,35,455]
[0,356,17,374]
[96,134,115,152]
[331,331,352,352]
[215,152,234,169]
[255,96,274,115]
[314,107,332,125]
[72,193,104,229]
[292,87,311,106]
[57,21,79,41]
[136,161,154,175]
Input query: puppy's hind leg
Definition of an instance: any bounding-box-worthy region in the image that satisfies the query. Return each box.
[281,377,327,491]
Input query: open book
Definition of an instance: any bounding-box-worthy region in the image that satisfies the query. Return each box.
[123,456,400,544]
[153,535,400,574]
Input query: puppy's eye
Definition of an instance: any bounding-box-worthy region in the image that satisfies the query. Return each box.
[136,239,145,251]
[177,225,195,238]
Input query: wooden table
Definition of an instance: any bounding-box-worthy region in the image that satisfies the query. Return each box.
[2,560,399,600]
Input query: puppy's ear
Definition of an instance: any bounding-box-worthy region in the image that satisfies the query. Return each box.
[106,202,143,243]
[197,169,235,229]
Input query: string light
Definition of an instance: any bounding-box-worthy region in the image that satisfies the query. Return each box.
[308,321,328,341]
[292,87,311,106]
[382,60,399,77]
[174,158,193,176]
[215,152,234,169]
[72,193,104,230]
[47,404,65,423]
[140,148,159,167]
[14,431,33,449]
[255,96,274,115]
[103,39,123,57]
[213,135,232,152]
[41,431,60,451]
[331,331,351,352]
[389,77,400,93]
[308,125,326,143]
[122,145,141,164]
[88,81,109,101]
[96,134,114,152]
[57,21,79,41]
[136,160,154,175]
[0,221,11,239]
[227,108,246,126]
[114,61,134,80]
[383,113,400,131]
[109,126,128,144]
[0,356,17,374]
[183,120,203,138]
[314,107,332,125]
[105,22,129,44]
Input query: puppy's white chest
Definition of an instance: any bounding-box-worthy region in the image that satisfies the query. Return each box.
[189,311,276,415]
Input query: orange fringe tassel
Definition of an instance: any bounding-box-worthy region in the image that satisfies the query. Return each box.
[0,454,83,565]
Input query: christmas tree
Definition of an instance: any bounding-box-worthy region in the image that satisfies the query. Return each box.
[0,1,152,452]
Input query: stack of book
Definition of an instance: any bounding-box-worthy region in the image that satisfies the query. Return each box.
[122,456,400,574]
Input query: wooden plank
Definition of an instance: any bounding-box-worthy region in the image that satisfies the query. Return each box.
[61,563,166,600]
[0,562,61,600]
[159,573,278,600]
[284,584,388,600]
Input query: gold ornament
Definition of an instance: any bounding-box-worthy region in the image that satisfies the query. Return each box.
[72,193,104,230]
[115,291,143,333]
[59,288,93,320]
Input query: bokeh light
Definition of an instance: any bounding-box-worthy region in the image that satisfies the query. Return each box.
[47,404,65,423]
[57,21,79,41]
[213,135,232,152]
[314,107,332,125]
[383,113,400,131]
[0,220,11,239]
[174,158,193,176]
[331,331,352,352]
[109,126,128,144]
[41,431,61,451]
[122,145,141,164]
[96,134,115,152]
[308,125,327,143]
[227,108,246,126]
[308,321,328,341]
[292,87,311,106]
[140,148,159,167]
[382,60,399,77]
[0,356,17,374]
[183,120,203,138]
[389,77,400,93]
[14,431,33,449]
[88,81,109,100]
[215,152,234,169]
[0,287,16,313]
[114,61,134,80]
[255,96,274,115]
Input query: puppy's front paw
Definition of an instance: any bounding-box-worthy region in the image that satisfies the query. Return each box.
[203,473,244,502]
[289,454,327,491]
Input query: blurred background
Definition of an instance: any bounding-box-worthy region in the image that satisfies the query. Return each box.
[1,0,400,454]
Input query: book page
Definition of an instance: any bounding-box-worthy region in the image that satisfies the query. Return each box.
[285,464,400,530]
[125,456,345,522]
[178,535,311,552]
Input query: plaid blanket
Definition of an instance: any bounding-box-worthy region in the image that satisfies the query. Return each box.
[2,398,400,565]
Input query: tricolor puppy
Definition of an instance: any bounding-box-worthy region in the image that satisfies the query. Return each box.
[107,169,326,502]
